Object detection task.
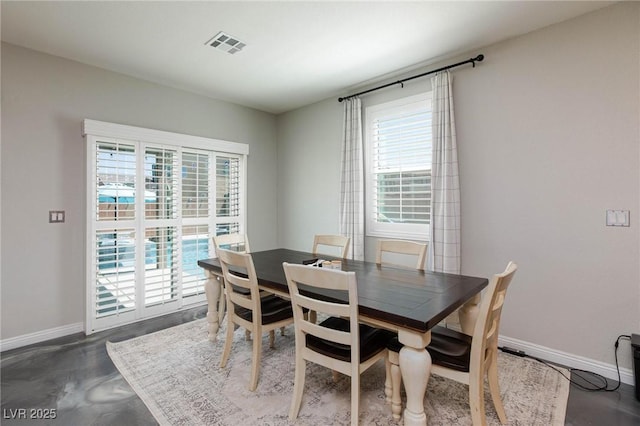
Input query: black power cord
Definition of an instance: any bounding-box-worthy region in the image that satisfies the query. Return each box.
[499,334,631,392]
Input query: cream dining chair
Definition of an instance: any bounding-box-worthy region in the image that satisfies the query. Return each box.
[312,234,351,259]
[212,234,284,337]
[213,233,256,340]
[377,239,428,408]
[282,262,393,426]
[375,239,427,271]
[212,233,251,253]
[386,262,518,425]
[217,249,295,391]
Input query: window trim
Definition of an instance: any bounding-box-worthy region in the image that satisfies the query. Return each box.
[83,120,248,334]
[364,92,432,240]
[82,119,249,155]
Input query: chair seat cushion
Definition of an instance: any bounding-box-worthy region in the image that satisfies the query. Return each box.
[306,317,393,362]
[387,325,472,372]
[234,294,293,325]
[428,326,472,372]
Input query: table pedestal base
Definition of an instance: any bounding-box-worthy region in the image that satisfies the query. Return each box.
[204,270,224,341]
[398,330,432,426]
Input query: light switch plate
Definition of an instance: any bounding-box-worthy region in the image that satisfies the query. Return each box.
[605,210,630,227]
[49,210,65,223]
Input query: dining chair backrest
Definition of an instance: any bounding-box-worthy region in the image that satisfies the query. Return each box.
[375,239,427,270]
[471,261,518,371]
[385,261,518,425]
[216,248,261,314]
[218,248,294,391]
[312,234,350,259]
[283,262,390,425]
[283,263,360,366]
[213,233,251,254]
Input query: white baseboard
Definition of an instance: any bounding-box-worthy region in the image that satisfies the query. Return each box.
[499,335,635,386]
[0,322,85,352]
[0,322,635,387]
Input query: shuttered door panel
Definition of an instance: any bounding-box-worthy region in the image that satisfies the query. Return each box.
[85,121,247,334]
[182,151,209,219]
[182,224,208,300]
[95,229,137,319]
[93,140,138,328]
[96,142,137,221]
[215,156,241,237]
[143,147,180,314]
[180,150,211,304]
[143,226,179,307]
[145,147,178,220]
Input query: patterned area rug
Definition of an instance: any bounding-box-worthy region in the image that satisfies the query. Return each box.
[107,319,569,425]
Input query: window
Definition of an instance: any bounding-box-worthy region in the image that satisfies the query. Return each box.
[365,93,431,239]
[84,120,248,333]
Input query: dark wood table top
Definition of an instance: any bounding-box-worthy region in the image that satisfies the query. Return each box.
[198,248,487,333]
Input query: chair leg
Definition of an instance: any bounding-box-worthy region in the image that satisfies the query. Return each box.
[280,326,286,336]
[384,357,392,403]
[309,310,317,324]
[487,352,507,424]
[245,329,251,341]
[388,350,403,421]
[332,370,340,382]
[220,314,235,368]
[269,330,275,349]
[289,359,306,420]
[249,326,262,391]
[350,373,360,426]
[469,370,487,426]
[217,279,226,326]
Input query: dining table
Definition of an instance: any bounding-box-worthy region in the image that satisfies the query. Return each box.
[198,248,487,426]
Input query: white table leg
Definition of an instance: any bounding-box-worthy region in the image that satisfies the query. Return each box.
[204,270,223,342]
[398,330,432,426]
[458,293,481,335]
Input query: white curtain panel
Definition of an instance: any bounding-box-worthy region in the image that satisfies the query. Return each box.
[339,97,364,260]
[427,71,461,274]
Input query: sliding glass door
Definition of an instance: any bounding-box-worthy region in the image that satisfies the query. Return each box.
[85,120,247,333]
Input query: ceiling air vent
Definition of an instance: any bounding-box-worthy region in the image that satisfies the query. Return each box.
[205,31,246,55]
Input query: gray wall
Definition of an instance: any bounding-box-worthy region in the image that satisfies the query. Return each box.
[276,2,639,371]
[1,43,278,339]
[2,2,638,375]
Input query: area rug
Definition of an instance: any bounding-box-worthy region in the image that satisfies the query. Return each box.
[107,319,569,425]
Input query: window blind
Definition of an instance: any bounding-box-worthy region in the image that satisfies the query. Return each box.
[365,93,432,239]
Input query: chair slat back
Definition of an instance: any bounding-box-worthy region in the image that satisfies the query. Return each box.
[283,263,359,359]
[312,234,351,259]
[213,233,251,254]
[217,248,260,311]
[471,262,517,369]
[375,239,427,270]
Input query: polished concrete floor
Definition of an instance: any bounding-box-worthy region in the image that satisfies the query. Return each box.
[2,305,639,425]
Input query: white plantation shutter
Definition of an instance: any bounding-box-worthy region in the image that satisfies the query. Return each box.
[143,146,180,311]
[182,151,209,219]
[365,93,432,239]
[215,156,241,235]
[181,150,211,300]
[96,141,137,221]
[85,120,247,333]
[95,228,136,318]
[144,226,179,308]
[182,224,209,298]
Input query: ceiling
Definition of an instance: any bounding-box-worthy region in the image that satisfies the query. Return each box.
[1,1,614,114]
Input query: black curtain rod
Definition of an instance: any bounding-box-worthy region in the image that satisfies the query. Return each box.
[338,54,484,102]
